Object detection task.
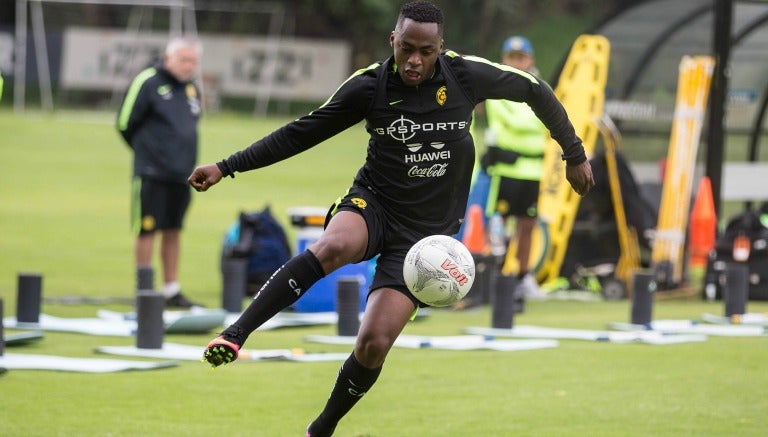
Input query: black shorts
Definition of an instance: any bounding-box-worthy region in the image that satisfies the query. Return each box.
[326,185,449,308]
[132,177,191,235]
[495,178,539,218]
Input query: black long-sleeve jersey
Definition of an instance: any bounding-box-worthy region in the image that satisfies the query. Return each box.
[221,50,584,233]
[117,61,201,184]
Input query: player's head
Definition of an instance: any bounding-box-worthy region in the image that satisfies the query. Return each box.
[164,36,201,82]
[501,35,535,72]
[390,1,444,87]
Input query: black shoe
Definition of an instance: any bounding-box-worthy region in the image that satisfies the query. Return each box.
[165,292,204,308]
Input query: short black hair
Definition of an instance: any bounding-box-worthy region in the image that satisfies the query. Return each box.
[397,1,444,36]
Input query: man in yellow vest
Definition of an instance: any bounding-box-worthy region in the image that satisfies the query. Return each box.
[481,35,546,298]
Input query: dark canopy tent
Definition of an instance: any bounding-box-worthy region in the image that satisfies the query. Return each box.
[554,0,768,218]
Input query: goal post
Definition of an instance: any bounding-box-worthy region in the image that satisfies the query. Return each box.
[12,0,302,115]
[13,0,196,112]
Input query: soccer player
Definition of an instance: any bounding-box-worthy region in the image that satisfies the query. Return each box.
[117,36,204,308]
[189,1,594,435]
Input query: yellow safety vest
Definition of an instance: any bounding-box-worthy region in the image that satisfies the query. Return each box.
[484,99,547,181]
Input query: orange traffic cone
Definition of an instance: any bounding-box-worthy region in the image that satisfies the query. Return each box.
[462,204,488,255]
[688,176,717,268]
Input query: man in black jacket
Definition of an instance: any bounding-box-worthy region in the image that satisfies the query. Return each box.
[117,36,203,308]
[190,1,594,434]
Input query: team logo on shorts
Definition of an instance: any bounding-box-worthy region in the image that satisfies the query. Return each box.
[350,198,367,209]
[142,215,156,231]
[436,86,447,106]
[497,199,510,215]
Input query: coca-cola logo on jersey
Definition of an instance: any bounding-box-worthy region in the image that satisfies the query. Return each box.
[408,163,448,178]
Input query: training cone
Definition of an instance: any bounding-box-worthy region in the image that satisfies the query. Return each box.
[689,176,717,268]
[462,204,487,255]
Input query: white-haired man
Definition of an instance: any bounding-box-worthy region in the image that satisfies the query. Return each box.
[117,36,204,308]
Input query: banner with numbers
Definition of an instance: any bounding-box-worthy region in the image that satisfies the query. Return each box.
[60,28,352,101]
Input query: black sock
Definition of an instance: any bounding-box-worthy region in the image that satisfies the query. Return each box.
[222,250,325,345]
[307,353,382,437]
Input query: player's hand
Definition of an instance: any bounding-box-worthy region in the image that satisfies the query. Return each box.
[188,163,223,192]
[565,160,595,196]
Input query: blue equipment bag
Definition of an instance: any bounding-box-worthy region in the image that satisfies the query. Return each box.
[222,206,292,295]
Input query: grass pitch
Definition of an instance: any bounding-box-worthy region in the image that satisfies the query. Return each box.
[1,109,767,436]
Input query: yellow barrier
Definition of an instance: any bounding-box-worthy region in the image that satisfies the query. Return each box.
[520,34,611,285]
[651,56,715,286]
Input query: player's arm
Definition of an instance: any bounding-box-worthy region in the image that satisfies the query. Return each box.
[116,67,155,146]
[459,55,584,162]
[457,54,594,194]
[218,69,376,176]
[190,66,378,192]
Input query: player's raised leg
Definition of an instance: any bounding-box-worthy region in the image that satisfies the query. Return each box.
[203,210,368,367]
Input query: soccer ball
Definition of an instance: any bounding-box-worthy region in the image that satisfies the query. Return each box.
[403,235,475,307]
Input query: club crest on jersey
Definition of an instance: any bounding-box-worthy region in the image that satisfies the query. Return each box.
[157,84,172,100]
[351,198,367,209]
[436,86,447,106]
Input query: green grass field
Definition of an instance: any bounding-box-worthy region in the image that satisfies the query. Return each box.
[1,109,767,436]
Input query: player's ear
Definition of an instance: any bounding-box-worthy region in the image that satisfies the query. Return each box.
[390,32,395,48]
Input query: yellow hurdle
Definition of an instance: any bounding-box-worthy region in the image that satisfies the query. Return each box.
[651,56,715,287]
[507,34,610,284]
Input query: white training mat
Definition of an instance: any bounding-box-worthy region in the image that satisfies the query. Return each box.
[3,331,45,345]
[250,311,341,331]
[701,313,768,326]
[281,352,351,362]
[304,334,559,351]
[541,290,604,301]
[303,335,357,346]
[95,342,348,363]
[97,309,227,334]
[620,332,709,345]
[224,308,431,331]
[395,335,558,351]
[222,311,337,330]
[464,325,708,345]
[4,314,134,336]
[607,319,767,337]
[3,309,227,337]
[0,353,178,372]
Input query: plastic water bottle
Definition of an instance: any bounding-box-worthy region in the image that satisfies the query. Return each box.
[489,213,506,256]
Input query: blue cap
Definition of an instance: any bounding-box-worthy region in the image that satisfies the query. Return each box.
[502,36,534,56]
